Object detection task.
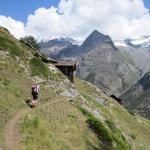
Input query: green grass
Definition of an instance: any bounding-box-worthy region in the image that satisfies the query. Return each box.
[0,69,30,148]
[29,57,62,80]
[0,28,23,56]
[20,98,100,150]
[29,57,49,77]
[21,114,54,150]
[75,78,150,150]
[80,108,131,150]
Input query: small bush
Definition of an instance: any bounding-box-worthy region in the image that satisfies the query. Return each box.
[79,107,113,148]
[80,108,132,150]
[87,116,113,144]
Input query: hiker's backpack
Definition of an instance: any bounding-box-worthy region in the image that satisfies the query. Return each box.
[32,84,38,94]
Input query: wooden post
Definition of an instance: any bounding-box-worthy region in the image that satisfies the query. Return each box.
[72,70,74,83]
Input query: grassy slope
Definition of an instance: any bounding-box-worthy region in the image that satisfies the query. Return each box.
[1,27,150,150]
[75,79,150,150]
[20,98,100,150]
[0,27,31,146]
[0,27,99,150]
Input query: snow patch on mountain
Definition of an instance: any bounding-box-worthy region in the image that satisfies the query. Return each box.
[40,37,82,46]
[114,41,128,47]
[114,36,150,48]
[130,36,150,47]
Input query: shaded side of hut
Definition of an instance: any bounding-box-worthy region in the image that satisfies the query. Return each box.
[54,60,76,83]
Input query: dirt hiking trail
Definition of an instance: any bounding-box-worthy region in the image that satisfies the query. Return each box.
[4,99,61,150]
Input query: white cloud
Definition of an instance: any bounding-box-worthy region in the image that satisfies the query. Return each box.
[0,15,25,38]
[0,0,150,41]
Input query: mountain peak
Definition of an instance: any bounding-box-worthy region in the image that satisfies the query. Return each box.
[90,29,108,39]
[91,29,102,35]
[80,29,117,52]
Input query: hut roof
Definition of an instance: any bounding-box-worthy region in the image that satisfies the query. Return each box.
[55,60,76,66]
[54,60,77,70]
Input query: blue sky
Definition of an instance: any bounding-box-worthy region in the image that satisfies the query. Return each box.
[0,0,149,22]
[0,0,150,40]
[0,0,60,22]
[144,0,150,10]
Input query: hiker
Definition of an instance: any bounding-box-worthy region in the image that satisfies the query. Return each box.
[31,81,40,107]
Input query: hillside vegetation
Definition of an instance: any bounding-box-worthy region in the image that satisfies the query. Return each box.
[0,26,150,150]
[75,79,150,150]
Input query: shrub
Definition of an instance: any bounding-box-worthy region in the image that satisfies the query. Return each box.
[20,36,39,50]
[80,108,132,150]
[87,116,113,144]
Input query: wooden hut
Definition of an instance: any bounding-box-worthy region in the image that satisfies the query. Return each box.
[54,60,76,83]
[20,39,77,82]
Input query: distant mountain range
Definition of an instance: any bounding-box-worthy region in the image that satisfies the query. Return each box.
[39,30,150,118]
[115,36,150,48]
[39,37,76,59]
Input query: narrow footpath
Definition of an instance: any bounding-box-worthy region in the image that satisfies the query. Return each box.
[4,99,61,150]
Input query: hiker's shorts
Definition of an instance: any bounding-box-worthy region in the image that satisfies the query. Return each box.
[32,92,38,100]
